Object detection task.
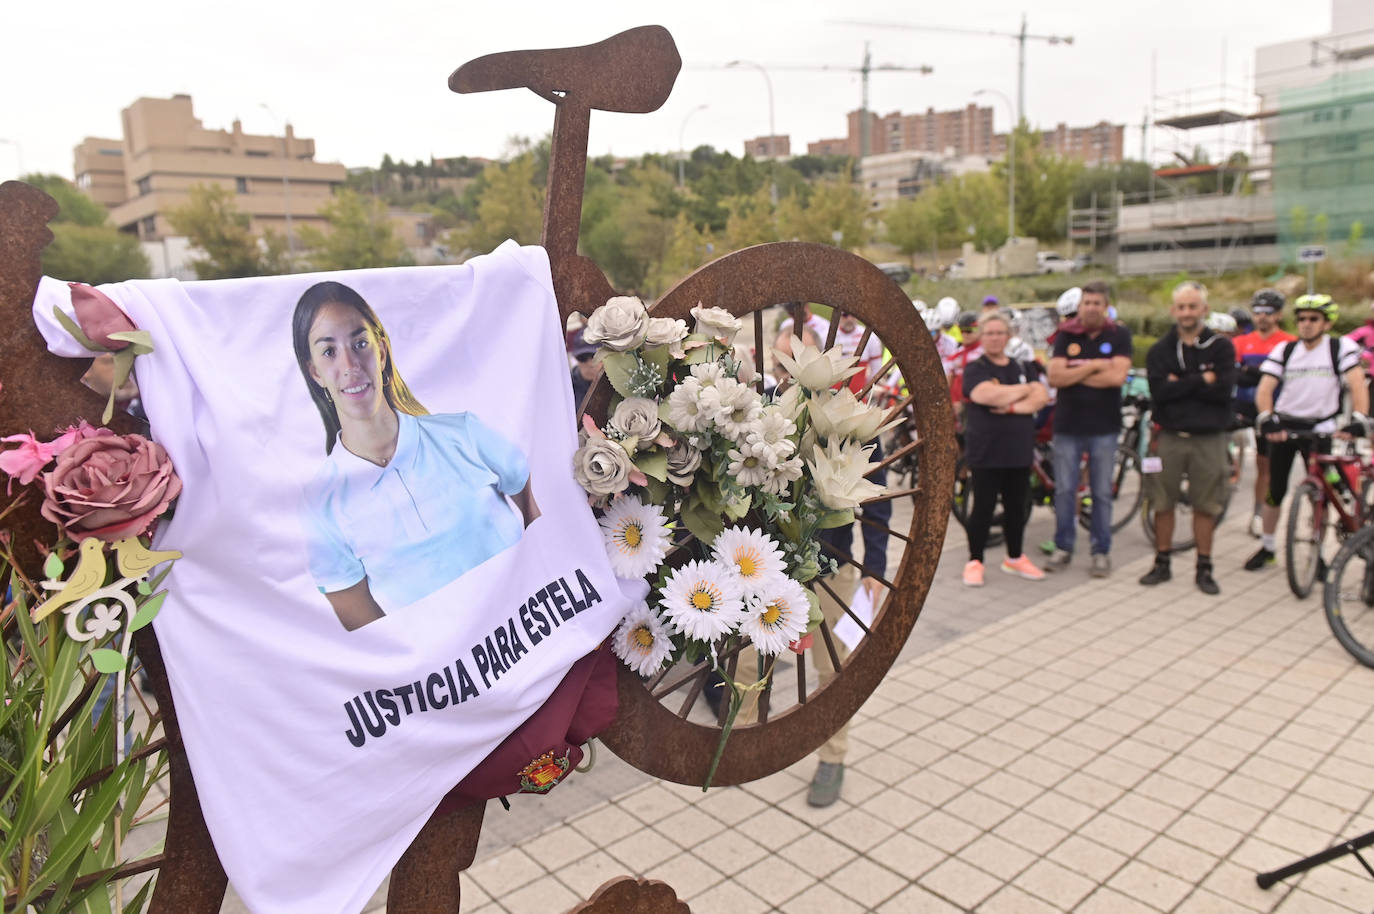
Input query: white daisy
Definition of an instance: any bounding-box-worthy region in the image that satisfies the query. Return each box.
[611,602,675,676]
[659,560,746,642]
[712,378,764,441]
[712,526,787,597]
[726,440,777,488]
[690,361,726,387]
[740,577,811,656]
[762,455,804,496]
[599,495,671,579]
[747,406,798,463]
[666,377,718,434]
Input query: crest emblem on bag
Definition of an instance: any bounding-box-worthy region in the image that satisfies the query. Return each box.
[518,750,571,793]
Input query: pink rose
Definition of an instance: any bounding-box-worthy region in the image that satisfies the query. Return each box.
[49,420,114,456]
[41,434,182,541]
[69,283,137,350]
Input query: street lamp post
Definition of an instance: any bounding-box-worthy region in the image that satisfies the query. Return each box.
[0,138,25,180]
[678,104,708,188]
[259,104,295,254]
[974,89,1015,245]
[726,60,778,204]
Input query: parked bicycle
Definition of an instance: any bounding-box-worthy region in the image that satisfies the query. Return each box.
[1281,431,1374,598]
[1321,520,1374,668]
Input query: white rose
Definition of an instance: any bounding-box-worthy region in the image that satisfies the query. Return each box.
[644,317,689,356]
[666,439,703,486]
[584,296,649,351]
[573,437,633,497]
[608,397,662,449]
[690,303,743,345]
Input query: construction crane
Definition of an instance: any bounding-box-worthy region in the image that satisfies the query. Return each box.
[830,15,1074,125]
[701,47,934,158]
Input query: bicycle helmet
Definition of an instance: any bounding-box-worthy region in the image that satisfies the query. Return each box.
[922,308,942,331]
[1056,287,1082,317]
[1250,288,1285,313]
[1229,306,1253,333]
[935,297,959,328]
[1294,293,1338,323]
[956,310,978,331]
[1205,311,1237,334]
[1006,337,1035,362]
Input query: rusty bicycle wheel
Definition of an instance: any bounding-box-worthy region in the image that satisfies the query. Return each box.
[595,241,955,786]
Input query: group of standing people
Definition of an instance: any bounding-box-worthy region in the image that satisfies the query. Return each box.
[960,281,1133,586]
[958,275,1371,598]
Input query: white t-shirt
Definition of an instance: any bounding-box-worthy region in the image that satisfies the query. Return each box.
[33,242,640,914]
[832,321,886,376]
[777,312,830,344]
[1261,335,1362,432]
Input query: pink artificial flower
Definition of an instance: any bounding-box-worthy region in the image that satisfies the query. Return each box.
[48,420,113,456]
[41,433,182,542]
[68,283,137,350]
[0,432,60,487]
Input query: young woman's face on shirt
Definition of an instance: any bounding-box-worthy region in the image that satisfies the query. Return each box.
[306,301,387,423]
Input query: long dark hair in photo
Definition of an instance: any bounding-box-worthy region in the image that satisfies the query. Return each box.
[292,281,428,454]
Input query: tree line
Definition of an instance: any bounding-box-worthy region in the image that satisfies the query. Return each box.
[28,127,1161,292]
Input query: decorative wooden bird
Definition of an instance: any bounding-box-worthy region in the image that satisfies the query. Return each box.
[113,537,182,580]
[32,538,108,623]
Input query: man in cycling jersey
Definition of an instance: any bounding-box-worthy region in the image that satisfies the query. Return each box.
[1246,294,1369,570]
[1233,289,1296,536]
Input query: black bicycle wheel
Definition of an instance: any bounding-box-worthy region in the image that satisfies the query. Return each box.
[1323,523,1374,668]
[1079,445,1143,534]
[1141,474,1233,553]
[1286,480,1327,599]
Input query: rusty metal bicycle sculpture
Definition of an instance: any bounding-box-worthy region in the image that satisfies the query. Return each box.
[0,24,953,913]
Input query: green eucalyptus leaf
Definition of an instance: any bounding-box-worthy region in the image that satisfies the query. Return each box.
[105,329,155,355]
[680,496,724,546]
[641,345,670,375]
[600,351,639,398]
[51,305,105,352]
[90,649,126,674]
[633,449,668,482]
[43,551,65,580]
[818,508,857,529]
[129,590,168,632]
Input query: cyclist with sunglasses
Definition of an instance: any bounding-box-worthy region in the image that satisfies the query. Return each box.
[1247,294,1369,570]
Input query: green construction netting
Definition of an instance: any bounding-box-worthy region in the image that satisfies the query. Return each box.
[1273,68,1374,263]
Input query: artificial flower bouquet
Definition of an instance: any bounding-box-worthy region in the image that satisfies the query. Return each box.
[572,296,896,769]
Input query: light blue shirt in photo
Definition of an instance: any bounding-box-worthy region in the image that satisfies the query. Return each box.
[302,411,529,610]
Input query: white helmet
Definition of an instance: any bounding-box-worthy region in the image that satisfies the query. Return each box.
[1205,311,1237,334]
[935,297,959,328]
[1006,337,1035,362]
[922,308,942,331]
[1056,287,1082,317]
[911,298,928,311]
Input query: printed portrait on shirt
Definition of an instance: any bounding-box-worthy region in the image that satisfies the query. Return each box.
[291,281,542,631]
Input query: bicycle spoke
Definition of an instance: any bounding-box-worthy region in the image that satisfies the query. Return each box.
[862,485,921,505]
[819,540,895,591]
[858,514,914,544]
[824,314,840,351]
[814,573,874,637]
[858,357,897,400]
[856,327,874,363]
[871,438,922,476]
[753,310,766,395]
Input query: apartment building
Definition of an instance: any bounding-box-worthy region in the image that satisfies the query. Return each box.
[92,95,346,241]
[743,135,790,159]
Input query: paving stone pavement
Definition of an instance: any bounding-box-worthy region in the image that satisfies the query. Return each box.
[207,483,1374,913]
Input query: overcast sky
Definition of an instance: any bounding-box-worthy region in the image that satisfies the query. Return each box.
[0,0,1328,183]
